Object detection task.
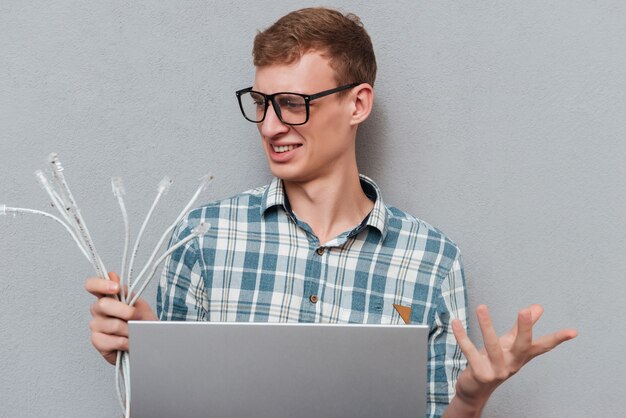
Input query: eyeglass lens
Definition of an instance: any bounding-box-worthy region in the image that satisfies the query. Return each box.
[240,92,308,125]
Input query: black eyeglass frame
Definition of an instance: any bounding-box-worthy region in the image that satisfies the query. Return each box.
[235,82,362,126]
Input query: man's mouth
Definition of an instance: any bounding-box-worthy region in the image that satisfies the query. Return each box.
[272,144,302,153]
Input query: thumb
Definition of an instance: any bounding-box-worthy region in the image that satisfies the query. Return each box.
[106,272,129,301]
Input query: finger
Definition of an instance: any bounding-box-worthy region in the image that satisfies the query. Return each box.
[529,329,578,358]
[133,298,159,321]
[509,304,544,338]
[108,271,121,284]
[91,297,136,321]
[511,308,533,358]
[476,305,505,368]
[451,319,481,364]
[89,317,130,338]
[85,272,120,298]
[91,331,129,353]
[528,304,544,325]
[108,272,130,300]
[85,275,120,298]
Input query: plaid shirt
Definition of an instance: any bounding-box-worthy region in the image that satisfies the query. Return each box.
[157,174,468,418]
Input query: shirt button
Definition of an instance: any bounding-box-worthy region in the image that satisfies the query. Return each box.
[316,247,325,255]
[309,295,319,304]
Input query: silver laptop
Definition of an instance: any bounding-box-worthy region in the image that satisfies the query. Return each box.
[129,321,428,418]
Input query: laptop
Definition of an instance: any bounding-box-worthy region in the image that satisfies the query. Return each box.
[129,321,428,418]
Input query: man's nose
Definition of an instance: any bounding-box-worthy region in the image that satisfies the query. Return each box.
[260,101,289,136]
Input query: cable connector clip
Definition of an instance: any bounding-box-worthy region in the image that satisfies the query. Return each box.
[48,153,64,172]
[0,204,7,216]
[157,176,173,194]
[192,222,210,236]
[111,177,126,197]
[35,170,50,189]
[198,174,214,192]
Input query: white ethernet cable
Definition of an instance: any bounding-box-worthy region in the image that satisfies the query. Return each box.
[126,176,172,295]
[47,153,109,283]
[114,175,171,415]
[129,174,213,296]
[114,174,211,416]
[35,170,75,228]
[0,205,90,261]
[115,350,129,415]
[111,178,132,413]
[43,155,124,408]
[8,164,129,414]
[129,222,209,307]
[1,154,212,418]
[111,178,131,304]
[2,203,133,414]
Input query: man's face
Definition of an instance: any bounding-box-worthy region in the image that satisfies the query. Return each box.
[253,52,357,183]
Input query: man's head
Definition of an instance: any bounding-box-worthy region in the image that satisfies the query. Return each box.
[238,8,376,183]
[252,7,377,88]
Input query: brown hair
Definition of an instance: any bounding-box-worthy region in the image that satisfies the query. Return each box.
[253,7,377,87]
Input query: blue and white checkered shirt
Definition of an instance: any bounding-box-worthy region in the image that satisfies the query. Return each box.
[157,174,468,418]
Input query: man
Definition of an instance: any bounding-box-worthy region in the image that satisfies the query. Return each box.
[86,7,576,417]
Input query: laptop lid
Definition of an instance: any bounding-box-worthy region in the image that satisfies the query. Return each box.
[129,321,428,418]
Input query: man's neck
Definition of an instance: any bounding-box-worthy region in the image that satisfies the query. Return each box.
[283,169,374,246]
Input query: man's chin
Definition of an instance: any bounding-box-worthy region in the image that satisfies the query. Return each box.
[269,164,314,184]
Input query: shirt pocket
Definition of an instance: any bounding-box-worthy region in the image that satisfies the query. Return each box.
[325,298,410,325]
[369,299,408,325]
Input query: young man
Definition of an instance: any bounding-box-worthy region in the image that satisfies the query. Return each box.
[86,7,576,417]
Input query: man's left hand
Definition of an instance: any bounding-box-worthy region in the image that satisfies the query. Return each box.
[451,304,578,406]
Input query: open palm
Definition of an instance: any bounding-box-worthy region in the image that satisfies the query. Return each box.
[451,304,577,403]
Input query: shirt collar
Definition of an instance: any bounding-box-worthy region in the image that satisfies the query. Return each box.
[261,174,389,240]
[359,174,389,240]
[261,176,288,215]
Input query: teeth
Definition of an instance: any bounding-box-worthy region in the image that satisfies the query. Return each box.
[272,144,300,153]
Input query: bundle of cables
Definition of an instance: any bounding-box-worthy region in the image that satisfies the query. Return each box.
[0,153,212,417]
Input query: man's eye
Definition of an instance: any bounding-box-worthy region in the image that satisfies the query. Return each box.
[278,97,305,110]
[250,94,265,106]
[287,102,305,109]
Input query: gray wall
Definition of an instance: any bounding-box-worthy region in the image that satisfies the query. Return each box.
[1,1,624,416]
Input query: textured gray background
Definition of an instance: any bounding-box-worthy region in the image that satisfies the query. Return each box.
[1,1,624,417]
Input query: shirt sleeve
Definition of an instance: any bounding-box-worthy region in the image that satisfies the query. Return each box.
[427,251,469,418]
[156,215,208,321]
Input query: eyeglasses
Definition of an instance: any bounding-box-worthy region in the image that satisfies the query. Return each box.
[235,82,361,126]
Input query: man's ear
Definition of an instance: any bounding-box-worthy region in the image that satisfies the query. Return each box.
[349,83,374,126]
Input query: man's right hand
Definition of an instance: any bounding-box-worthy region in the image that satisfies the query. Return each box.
[85,272,158,365]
